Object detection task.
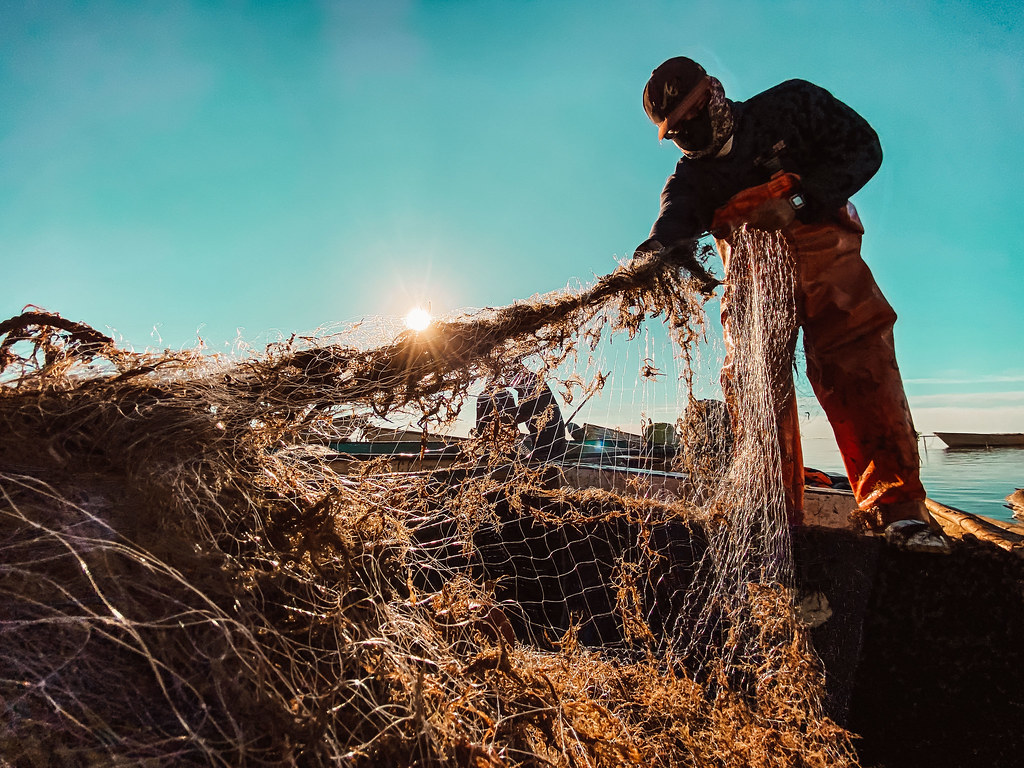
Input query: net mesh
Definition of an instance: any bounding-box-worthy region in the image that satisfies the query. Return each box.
[0,235,858,766]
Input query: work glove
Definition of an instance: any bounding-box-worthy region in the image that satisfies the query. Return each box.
[633,236,722,297]
[711,173,801,238]
[632,237,663,260]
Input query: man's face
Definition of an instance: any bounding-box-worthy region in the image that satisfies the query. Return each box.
[665,94,713,153]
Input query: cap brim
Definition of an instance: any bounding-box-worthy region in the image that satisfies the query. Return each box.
[655,76,711,144]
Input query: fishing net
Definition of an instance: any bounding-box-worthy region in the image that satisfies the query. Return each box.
[0,233,858,766]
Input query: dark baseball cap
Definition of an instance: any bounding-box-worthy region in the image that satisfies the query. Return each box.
[643,57,710,140]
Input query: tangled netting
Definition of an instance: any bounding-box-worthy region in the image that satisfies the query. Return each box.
[0,236,858,766]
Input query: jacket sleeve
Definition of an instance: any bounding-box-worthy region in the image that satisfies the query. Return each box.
[785,80,882,216]
[648,166,714,245]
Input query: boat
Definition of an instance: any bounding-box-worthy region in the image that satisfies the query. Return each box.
[318,418,1024,768]
[326,421,666,474]
[327,431,465,473]
[326,423,1018,536]
[572,422,644,450]
[934,431,1024,448]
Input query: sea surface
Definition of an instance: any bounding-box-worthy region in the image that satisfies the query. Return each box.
[802,436,1024,524]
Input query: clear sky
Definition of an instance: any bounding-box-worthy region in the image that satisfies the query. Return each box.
[2,0,1022,435]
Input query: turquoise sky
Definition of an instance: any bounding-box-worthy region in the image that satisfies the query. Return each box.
[2,0,1022,433]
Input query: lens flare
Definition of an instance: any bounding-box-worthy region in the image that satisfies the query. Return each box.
[404,306,432,331]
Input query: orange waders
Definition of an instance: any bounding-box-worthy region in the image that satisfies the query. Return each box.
[718,204,926,529]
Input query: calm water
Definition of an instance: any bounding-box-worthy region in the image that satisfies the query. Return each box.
[802,436,1024,524]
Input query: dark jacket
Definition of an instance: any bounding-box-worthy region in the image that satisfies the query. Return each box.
[650,79,882,245]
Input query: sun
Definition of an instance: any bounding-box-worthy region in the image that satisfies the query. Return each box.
[404,306,432,331]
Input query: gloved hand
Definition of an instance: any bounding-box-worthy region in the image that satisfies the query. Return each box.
[745,196,798,231]
[632,237,663,259]
[633,236,722,296]
[711,173,801,238]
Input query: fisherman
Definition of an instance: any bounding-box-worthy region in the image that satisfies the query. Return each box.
[511,370,568,463]
[475,386,519,438]
[475,370,568,463]
[638,56,943,546]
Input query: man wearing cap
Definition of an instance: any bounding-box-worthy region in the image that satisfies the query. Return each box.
[638,57,938,542]
[475,370,568,463]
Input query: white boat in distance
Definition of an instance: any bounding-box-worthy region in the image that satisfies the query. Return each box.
[934,432,1024,448]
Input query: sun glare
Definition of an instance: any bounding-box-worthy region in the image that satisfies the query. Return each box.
[404,306,432,331]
